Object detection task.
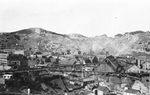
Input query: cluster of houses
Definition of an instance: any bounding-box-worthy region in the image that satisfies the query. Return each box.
[83,55,150,95]
[135,40,150,53]
[0,49,150,95]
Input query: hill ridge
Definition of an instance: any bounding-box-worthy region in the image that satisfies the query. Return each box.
[0,28,150,56]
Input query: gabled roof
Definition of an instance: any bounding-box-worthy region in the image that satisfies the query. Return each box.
[104,55,124,72]
[96,86,110,92]
[131,80,149,93]
[124,89,140,94]
[142,61,150,65]
[74,55,92,63]
[91,56,99,63]
[105,55,119,68]
[134,54,150,62]
[95,63,115,72]
[59,57,77,65]
[117,57,136,64]
[123,64,134,71]
[109,76,122,84]
[125,65,140,72]
[117,56,135,61]
[0,53,9,59]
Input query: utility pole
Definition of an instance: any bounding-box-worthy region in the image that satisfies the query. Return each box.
[2,62,4,70]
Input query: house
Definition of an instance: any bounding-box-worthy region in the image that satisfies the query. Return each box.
[89,56,99,64]
[3,74,13,80]
[0,65,11,71]
[95,56,121,73]
[7,54,28,70]
[87,93,95,95]
[28,59,37,67]
[141,76,150,90]
[0,52,11,71]
[135,56,150,69]
[108,77,127,92]
[117,56,136,64]
[45,56,53,63]
[74,55,92,64]
[0,52,9,66]
[59,58,77,66]
[121,77,133,88]
[123,88,140,95]
[83,75,96,83]
[73,50,82,55]
[125,65,141,73]
[74,56,83,64]
[132,80,149,94]
[103,55,125,73]
[83,57,92,64]
[97,75,109,83]
[0,77,5,84]
[109,76,122,84]
[13,50,25,55]
[142,61,150,70]
[50,57,60,67]
[57,56,84,71]
[83,66,93,71]
[92,86,110,95]
[95,62,115,72]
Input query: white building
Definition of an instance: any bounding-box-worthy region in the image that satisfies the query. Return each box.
[132,80,149,94]
[123,88,140,95]
[3,74,12,80]
[126,65,141,73]
[13,50,25,55]
[142,61,150,70]
[0,53,9,66]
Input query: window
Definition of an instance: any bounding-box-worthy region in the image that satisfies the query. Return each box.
[11,61,20,65]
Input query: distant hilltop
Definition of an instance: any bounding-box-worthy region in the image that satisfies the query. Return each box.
[0,27,150,56]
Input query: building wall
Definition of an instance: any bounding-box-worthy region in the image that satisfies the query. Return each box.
[0,53,9,65]
[126,66,140,73]
[13,50,24,55]
[96,63,114,72]
[142,62,150,70]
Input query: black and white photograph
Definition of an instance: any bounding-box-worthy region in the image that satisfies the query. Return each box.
[0,0,150,95]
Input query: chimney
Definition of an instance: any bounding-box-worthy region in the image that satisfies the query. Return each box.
[136,59,141,68]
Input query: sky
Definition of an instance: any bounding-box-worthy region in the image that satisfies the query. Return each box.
[0,0,150,37]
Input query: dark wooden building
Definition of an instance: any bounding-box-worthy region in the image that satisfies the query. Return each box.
[104,55,125,73]
[95,55,125,73]
[7,54,28,70]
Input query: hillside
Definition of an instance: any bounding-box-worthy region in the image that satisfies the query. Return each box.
[0,28,150,56]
